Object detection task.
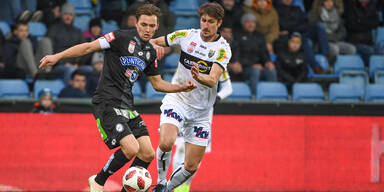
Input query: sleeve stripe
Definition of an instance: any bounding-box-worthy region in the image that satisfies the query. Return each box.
[164,36,169,47]
[214,62,225,71]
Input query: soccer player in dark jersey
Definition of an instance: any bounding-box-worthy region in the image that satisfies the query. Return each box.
[39,4,197,192]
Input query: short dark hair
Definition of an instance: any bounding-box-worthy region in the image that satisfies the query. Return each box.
[136,4,161,21]
[71,70,87,80]
[14,21,28,30]
[198,2,224,21]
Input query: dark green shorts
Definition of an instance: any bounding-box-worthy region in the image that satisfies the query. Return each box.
[92,102,149,149]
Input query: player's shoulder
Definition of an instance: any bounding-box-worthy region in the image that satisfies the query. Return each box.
[216,36,231,54]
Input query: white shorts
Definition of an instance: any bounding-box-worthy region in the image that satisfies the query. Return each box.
[160,98,212,147]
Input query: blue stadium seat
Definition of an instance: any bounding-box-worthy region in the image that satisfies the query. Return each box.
[292,83,325,102]
[0,21,11,36]
[256,82,289,101]
[227,82,252,100]
[162,73,174,82]
[369,55,384,77]
[170,0,199,16]
[74,15,92,31]
[334,55,365,74]
[376,27,384,46]
[0,79,30,98]
[315,54,330,70]
[293,0,306,12]
[67,0,93,15]
[102,20,119,34]
[34,80,65,98]
[132,83,142,99]
[339,71,369,95]
[375,71,384,85]
[164,53,180,69]
[365,84,384,102]
[174,16,200,30]
[28,22,47,40]
[146,82,166,99]
[329,83,363,102]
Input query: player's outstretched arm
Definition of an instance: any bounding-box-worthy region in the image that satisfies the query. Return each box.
[39,39,102,69]
[148,75,197,93]
[191,62,223,88]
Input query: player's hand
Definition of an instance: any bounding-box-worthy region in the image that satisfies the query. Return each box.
[153,44,165,60]
[39,54,60,69]
[191,62,200,80]
[181,80,197,92]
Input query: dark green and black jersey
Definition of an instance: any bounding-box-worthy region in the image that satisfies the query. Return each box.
[93,29,159,109]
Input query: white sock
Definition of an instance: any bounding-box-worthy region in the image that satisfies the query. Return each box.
[156,147,171,184]
[166,166,193,191]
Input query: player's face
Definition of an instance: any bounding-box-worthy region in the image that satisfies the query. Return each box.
[200,14,222,40]
[136,14,159,41]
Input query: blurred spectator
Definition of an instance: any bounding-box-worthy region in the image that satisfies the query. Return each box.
[32,88,55,113]
[59,70,91,98]
[312,0,344,14]
[275,0,330,73]
[37,0,65,28]
[308,0,356,56]
[86,52,104,95]
[121,12,137,30]
[43,3,86,84]
[344,0,383,65]
[244,0,279,54]
[275,32,308,89]
[3,21,39,78]
[218,0,244,35]
[0,0,42,23]
[127,0,175,37]
[83,18,104,42]
[100,0,126,25]
[229,13,277,96]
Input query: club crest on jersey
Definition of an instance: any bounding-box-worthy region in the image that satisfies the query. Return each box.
[208,49,215,58]
[146,51,151,61]
[187,42,197,53]
[128,40,136,54]
[125,69,139,82]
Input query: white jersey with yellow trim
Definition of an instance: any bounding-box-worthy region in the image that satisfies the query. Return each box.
[163,29,232,110]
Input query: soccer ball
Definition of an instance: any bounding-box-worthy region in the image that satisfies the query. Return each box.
[123,166,152,192]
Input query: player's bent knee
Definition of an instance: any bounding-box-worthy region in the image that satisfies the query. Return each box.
[159,142,173,152]
[120,143,139,159]
[183,163,198,174]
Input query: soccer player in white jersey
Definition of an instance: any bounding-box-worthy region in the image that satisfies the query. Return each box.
[173,71,232,192]
[149,2,231,192]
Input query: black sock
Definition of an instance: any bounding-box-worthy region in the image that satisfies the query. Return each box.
[95,148,130,186]
[130,156,151,169]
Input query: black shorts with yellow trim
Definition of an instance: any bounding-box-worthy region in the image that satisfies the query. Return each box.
[92,102,149,149]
